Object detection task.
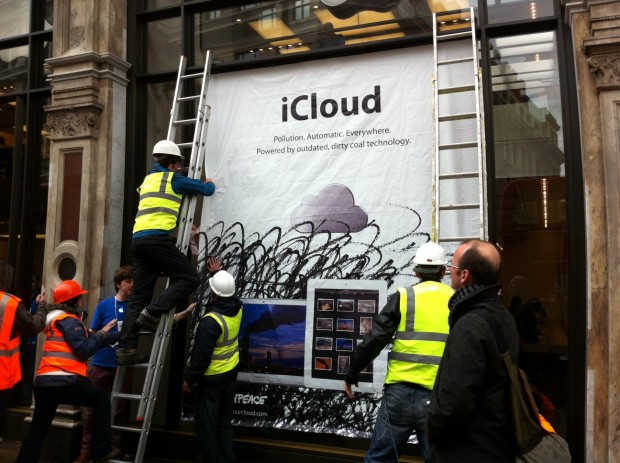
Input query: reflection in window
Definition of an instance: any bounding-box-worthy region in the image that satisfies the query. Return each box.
[0,45,28,95]
[146,81,176,168]
[0,0,30,40]
[294,0,311,21]
[147,17,182,73]
[492,31,568,434]
[191,0,469,65]
[487,0,554,24]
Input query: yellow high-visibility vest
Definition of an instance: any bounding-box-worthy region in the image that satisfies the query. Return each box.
[133,172,183,234]
[204,309,243,376]
[385,281,452,389]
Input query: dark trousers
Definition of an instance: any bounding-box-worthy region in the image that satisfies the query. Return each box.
[119,235,199,349]
[80,365,125,455]
[195,380,237,463]
[16,382,112,463]
[19,341,37,405]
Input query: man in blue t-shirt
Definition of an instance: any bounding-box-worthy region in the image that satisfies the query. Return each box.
[74,266,133,463]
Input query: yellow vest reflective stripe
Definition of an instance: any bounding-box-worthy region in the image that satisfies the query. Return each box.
[385,281,452,389]
[0,292,22,389]
[204,308,243,376]
[133,171,183,234]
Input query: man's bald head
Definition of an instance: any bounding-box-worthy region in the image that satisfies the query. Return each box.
[457,239,502,286]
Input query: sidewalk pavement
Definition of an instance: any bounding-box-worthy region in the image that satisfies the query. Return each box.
[0,438,191,463]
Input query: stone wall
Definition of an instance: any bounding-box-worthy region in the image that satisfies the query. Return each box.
[564,1,620,461]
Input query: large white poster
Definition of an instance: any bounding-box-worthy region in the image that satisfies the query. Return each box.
[201,46,435,296]
[193,46,436,438]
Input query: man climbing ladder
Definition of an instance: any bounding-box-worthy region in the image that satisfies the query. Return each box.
[116,139,216,366]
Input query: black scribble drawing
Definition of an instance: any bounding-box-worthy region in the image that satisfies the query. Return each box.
[195,203,428,301]
[292,184,368,233]
[183,202,428,437]
[228,384,383,437]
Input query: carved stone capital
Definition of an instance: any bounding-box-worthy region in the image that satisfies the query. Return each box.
[587,53,620,91]
[45,109,101,139]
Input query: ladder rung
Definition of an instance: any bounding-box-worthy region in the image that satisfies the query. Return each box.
[439,203,480,210]
[439,172,480,180]
[112,424,145,433]
[436,31,472,41]
[173,118,198,126]
[112,392,143,401]
[438,57,475,66]
[438,84,475,95]
[177,142,195,149]
[438,112,476,122]
[439,142,478,150]
[177,95,200,102]
[181,72,203,80]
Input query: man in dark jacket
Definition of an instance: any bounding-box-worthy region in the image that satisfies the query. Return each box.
[427,239,519,463]
[183,269,243,463]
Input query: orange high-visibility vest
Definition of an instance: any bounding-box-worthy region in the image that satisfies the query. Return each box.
[0,292,22,389]
[37,313,87,377]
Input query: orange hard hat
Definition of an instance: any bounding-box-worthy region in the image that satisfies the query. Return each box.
[53,280,88,304]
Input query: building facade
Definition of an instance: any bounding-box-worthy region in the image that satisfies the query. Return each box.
[0,0,618,461]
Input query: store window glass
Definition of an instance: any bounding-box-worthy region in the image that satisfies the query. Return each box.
[41,0,54,31]
[491,31,568,434]
[146,81,176,165]
[147,0,180,9]
[0,45,28,95]
[192,0,479,65]
[0,0,30,40]
[487,0,554,24]
[147,16,182,72]
[0,101,14,239]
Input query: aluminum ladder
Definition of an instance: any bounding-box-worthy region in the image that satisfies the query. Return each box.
[109,51,213,463]
[431,7,487,249]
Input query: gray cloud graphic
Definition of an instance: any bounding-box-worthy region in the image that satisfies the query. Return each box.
[292,184,368,233]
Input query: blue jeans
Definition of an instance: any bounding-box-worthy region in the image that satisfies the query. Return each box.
[365,383,432,463]
[195,380,237,463]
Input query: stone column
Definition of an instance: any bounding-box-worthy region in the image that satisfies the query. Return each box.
[564,1,620,462]
[43,0,130,312]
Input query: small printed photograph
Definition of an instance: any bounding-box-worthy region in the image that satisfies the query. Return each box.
[316,318,334,331]
[315,357,333,371]
[337,299,355,312]
[357,300,376,313]
[360,317,373,335]
[337,318,354,332]
[338,356,350,374]
[336,338,354,352]
[317,298,334,312]
[316,337,333,351]
[361,362,373,374]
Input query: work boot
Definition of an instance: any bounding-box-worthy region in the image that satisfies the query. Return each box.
[115,348,149,366]
[73,452,92,463]
[135,307,161,332]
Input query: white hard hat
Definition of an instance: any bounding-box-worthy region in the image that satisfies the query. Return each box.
[413,242,447,273]
[152,140,184,159]
[209,271,236,297]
